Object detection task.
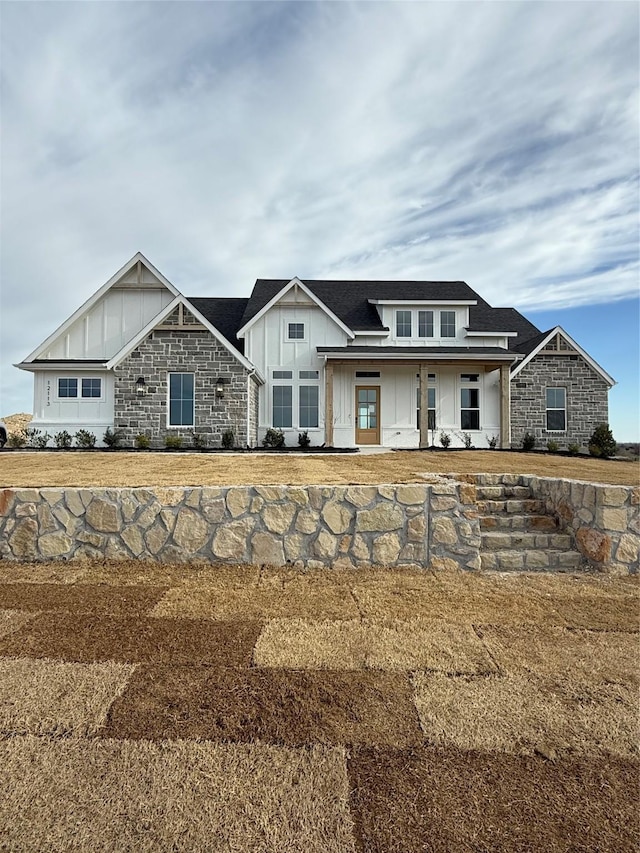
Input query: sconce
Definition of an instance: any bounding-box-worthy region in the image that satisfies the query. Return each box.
[215,377,227,398]
[136,377,147,396]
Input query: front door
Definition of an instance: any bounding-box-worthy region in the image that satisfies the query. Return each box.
[355,386,380,445]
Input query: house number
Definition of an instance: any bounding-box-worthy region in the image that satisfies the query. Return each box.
[46,379,51,406]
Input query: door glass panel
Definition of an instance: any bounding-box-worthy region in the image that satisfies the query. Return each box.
[357,389,378,429]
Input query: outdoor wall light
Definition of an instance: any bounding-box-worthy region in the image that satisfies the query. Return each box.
[136,377,147,396]
[215,378,226,398]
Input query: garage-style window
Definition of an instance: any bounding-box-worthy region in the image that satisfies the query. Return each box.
[58,378,77,398]
[168,373,195,426]
[81,378,101,398]
[546,388,566,431]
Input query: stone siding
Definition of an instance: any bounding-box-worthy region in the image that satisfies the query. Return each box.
[113,329,250,448]
[0,481,479,572]
[510,354,609,449]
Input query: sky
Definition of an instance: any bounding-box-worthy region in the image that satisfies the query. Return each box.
[1,1,638,439]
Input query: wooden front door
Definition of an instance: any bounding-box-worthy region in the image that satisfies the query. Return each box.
[355,386,380,445]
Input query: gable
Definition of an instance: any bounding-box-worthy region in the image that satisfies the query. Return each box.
[511,326,615,386]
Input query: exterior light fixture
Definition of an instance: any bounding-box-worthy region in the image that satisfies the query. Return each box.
[215,378,226,398]
[136,377,147,396]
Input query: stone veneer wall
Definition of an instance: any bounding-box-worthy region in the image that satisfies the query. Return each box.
[0,481,480,571]
[113,329,250,448]
[510,354,609,449]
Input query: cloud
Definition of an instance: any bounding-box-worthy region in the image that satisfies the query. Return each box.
[1,0,638,415]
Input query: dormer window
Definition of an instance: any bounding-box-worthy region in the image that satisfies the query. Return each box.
[396,311,412,337]
[441,311,456,337]
[287,322,305,340]
[418,310,434,337]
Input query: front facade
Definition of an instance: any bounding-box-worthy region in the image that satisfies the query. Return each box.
[17,254,615,450]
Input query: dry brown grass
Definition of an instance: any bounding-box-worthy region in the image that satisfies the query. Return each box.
[0,736,356,853]
[253,618,496,673]
[103,664,424,748]
[0,562,89,585]
[0,608,35,638]
[0,657,134,737]
[0,613,262,665]
[412,671,639,758]
[348,746,639,853]
[1,448,637,486]
[479,625,640,684]
[0,582,166,615]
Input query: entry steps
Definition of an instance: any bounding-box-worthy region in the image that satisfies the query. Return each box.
[476,482,586,571]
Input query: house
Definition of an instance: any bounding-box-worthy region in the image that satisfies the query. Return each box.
[16,252,615,450]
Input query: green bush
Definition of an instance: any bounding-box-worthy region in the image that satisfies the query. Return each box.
[546,439,560,453]
[461,432,473,449]
[192,432,208,449]
[54,430,73,449]
[221,430,234,449]
[298,431,311,449]
[165,435,183,450]
[7,432,27,448]
[439,431,451,449]
[567,442,580,456]
[262,428,285,449]
[588,423,616,459]
[75,429,96,449]
[522,432,536,451]
[135,434,151,449]
[103,427,124,448]
[25,428,50,449]
[486,434,498,450]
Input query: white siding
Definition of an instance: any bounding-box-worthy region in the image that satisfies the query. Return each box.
[31,370,115,443]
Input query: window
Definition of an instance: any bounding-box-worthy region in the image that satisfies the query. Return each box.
[299,385,319,428]
[546,388,566,431]
[355,371,381,378]
[81,378,101,398]
[418,310,434,338]
[58,378,77,398]
[460,373,479,383]
[441,311,456,337]
[299,370,319,379]
[416,387,437,430]
[273,386,293,428]
[287,322,305,340]
[461,388,480,430]
[168,373,194,426]
[273,370,293,379]
[396,310,412,337]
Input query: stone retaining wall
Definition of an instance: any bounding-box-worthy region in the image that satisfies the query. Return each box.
[0,481,480,571]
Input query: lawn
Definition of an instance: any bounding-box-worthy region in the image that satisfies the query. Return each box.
[0,448,638,486]
[0,560,638,852]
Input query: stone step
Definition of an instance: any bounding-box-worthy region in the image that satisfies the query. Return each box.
[480,514,558,532]
[481,531,574,551]
[480,549,586,571]
[476,498,545,515]
[475,485,533,501]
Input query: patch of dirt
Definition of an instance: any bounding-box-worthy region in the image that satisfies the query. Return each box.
[0,448,637,486]
[1,413,32,436]
[0,583,167,615]
[347,746,639,853]
[0,609,36,638]
[101,664,424,748]
[0,614,262,665]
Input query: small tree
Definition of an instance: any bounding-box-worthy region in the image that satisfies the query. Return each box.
[588,423,617,459]
[522,432,536,451]
[439,431,451,449]
[54,430,73,449]
[103,427,124,449]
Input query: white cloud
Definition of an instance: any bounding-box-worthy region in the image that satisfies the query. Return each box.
[1,1,638,421]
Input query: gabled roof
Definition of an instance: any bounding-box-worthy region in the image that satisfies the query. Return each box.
[467,306,541,348]
[187,297,249,354]
[511,326,616,386]
[22,252,181,363]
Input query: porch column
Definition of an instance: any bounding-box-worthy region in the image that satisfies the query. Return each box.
[419,363,429,448]
[500,363,511,449]
[325,361,334,447]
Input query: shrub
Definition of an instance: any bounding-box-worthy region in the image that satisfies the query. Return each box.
[135,433,151,449]
[298,430,311,449]
[486,434,498,450]
[262,428,285,449]
[522,432,536,451]
[192,432,208,449]
[546,439,560,453]
[53,430,73,449]
[74,429,96,449]
[439,431,451,449]
[589,423,617,459]
[221,430,234,449]
[103,427,124,448]
[461,432,473,449]
[24,428,49,448]
[165,435,183,450]
[567,442,580,456]
[7,431,27,448]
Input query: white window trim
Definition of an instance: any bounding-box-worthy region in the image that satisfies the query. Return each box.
[167,372,195,428]
[269,367,321,430]
[283,319,307,342]
[56,376,105,402]
[546,387,567,433]
[395,309,412,338]
[390,308,459,342]
[459,373,481,431]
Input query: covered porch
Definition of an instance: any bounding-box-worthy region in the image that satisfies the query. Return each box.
[317,347,518,450]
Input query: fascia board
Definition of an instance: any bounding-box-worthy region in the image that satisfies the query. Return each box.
[318,351,518,363]
[23,252,182,363]
[511,326,616,386]
[237,277,355,340]
[465,330,519,337]
[369,299,478,306]
[15,362,109,372]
